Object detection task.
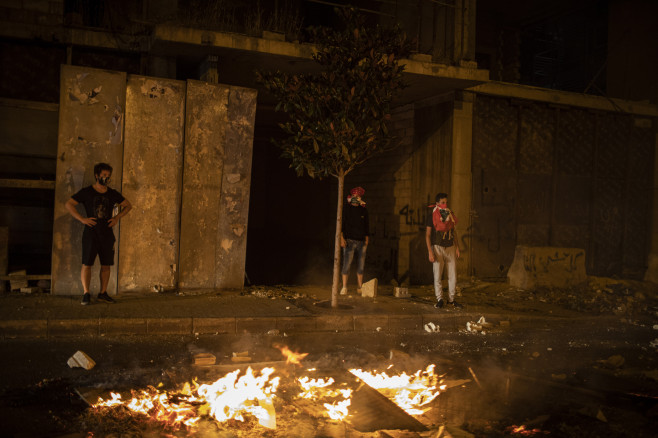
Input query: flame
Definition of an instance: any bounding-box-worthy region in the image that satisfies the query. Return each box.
[349,365,443,415]
[296,376,353,420]
[507,425,549,436]
[93,367,279,430]
[275,344,309,366]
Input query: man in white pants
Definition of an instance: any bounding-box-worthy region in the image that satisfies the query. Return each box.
[425,193,463,309]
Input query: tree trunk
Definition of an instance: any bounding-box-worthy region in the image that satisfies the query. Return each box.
[331,171,345,308]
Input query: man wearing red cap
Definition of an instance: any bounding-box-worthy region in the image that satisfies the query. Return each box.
[340,186,370,295]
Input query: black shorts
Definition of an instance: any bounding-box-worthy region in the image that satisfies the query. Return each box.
[81,230,115,266]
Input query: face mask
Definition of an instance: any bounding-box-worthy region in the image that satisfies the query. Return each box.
[438,203,448,209]
[97,176,110,186]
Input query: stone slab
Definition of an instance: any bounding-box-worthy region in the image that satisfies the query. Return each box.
[215,86,257,289]
[354,315,389,331]
[361,278,378,298]
[193,317,236,334]
[0,319,48,338]
[100,318,147,336]
[48,319,99,337]
[236,317,277,334]
[52,65,126,295]
[276,316,317,332]
[147,317,192,335]
[315,315,354,332]
[507,246,587,289]
[118,76,185,292]
[178,81,229,289]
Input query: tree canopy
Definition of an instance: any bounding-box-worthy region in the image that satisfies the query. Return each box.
[257,8,411,179]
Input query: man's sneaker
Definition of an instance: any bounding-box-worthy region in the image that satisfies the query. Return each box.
[448,300,463,309]
[434,299,444,308]
[81,293,91,305]
[340,287,348,295]
[97,292,115,303]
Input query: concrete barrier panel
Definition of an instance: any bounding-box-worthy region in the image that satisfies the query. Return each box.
[178,81,229,289]
[179,82,257,290]
[507,246,587,289]
[52,65,126,295]
[118,76,185,292]
[215,87,257,288]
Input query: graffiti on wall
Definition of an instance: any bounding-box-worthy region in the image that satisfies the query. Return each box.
[523,250,584,273]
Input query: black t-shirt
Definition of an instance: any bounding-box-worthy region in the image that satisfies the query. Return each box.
[342,203,369,241]
[72,186,125,237]
[426,206,454,247]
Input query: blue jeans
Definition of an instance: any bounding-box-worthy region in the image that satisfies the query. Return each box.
[342,239,367,275]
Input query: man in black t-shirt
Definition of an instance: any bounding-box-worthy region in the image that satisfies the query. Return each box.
[425,192,463,309]
[65,162,132,305]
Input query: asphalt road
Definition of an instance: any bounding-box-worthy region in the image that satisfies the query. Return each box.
[0,316,656,437]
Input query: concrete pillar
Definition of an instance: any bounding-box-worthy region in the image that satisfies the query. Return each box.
[178,80,229,290]
[52,65,126,295]
[645,131,658,283]
[0,226,7,292]
[118,75,186,292]
[450,92,474,279]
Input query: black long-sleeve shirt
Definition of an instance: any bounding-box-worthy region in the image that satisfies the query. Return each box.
[342,203,369,241]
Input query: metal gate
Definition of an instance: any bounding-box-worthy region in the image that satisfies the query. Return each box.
[471,94,655,279]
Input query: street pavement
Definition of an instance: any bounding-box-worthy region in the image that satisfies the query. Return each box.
[0,282,597,339]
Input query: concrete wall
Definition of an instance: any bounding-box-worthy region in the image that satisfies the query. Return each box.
[178,81,257,290]
[52,65,126,295]
[118,76,186,292]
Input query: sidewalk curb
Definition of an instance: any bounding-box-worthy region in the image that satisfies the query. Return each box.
[0,312,574,339]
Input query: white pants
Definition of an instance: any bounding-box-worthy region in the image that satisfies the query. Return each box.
[432,245,456,301]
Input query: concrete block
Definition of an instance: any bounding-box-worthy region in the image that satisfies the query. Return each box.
[52,65,126,295]
[147,317,192,335]
[49,319,99,337]
[0,227,6,292]
[9,270,28,290]
[388,315,422,331]
[354,315,388,331]
[100,318,147,336]
[315,315,354,332]
[507,246,587,289]
[193,317,236,334]
[0,319,48,338]
[236,317,277,334]
[394,287,409,298]
[276,317,316,332]
[118,76,186,292]
[67,351,96,370]
[361,278,378,298]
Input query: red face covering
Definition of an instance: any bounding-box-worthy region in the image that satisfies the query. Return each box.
[437,203,447,209]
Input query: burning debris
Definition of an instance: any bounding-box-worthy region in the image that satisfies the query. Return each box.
[83,345,456,436]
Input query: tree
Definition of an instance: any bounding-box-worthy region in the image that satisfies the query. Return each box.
[257,8,410,307]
